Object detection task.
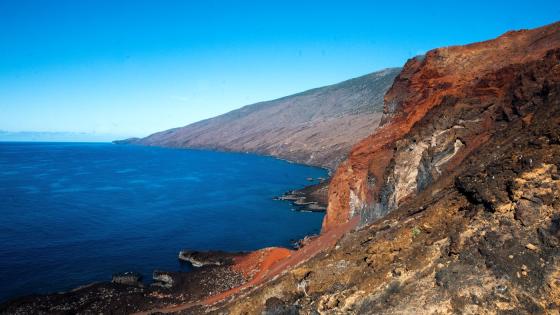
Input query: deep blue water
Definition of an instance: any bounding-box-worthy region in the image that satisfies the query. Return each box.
[0,142,327,302]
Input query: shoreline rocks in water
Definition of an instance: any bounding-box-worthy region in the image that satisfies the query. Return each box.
[275,180,330,212]
[152,271,175,288]
[111,272,143,287]
[178,250,243,267]
[0,183,326,312]
[0,258,249,313]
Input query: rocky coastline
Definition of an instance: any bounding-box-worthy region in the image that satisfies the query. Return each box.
[4,21,560,315]
[212,22,560,314]
[0,250,251,314]
[0,179,328,313]
[275,179,330,212]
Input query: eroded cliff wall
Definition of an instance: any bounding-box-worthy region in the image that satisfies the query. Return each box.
[323,22,560,232]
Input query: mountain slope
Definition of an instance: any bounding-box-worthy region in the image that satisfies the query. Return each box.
[211,22,560,314]
[130,68,401,169]
[5,22,560,315]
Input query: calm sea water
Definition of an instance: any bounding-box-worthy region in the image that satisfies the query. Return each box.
[0,142,327,301]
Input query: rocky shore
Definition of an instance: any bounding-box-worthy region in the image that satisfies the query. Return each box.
[275,180,330,212]
[0,180,326,314]
[0,251,250,314]
[178,250,243,267]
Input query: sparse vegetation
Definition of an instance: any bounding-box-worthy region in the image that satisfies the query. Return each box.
[411,226,421,238]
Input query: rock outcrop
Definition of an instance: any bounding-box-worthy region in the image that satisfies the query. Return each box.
[178,250,242,267]
[111,271,143,287]
[121,68,400,169]
[323,21,560,231]
[275,180,330,212]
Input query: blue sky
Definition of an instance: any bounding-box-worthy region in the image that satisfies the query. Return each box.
[0,1,558,140]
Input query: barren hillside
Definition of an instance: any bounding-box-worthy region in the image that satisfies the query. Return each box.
[124,68,400,169]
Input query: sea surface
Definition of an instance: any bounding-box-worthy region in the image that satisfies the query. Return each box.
[0,142,327,302]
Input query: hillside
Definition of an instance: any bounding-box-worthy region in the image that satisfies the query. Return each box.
[126,68,401,169]
[214,21,560,314]
[4,22,560,315]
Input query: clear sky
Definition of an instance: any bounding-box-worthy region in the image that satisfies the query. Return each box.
[0,1,558,140]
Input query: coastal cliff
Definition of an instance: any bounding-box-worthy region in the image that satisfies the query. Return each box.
[211,21,560,314]
[323,21,560,232]
[120,68,400,170]
[4,22,560,314]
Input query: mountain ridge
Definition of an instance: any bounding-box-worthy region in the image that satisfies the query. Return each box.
[121,67,401,169]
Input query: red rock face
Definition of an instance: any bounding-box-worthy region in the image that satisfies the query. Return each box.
[323,22,560,232]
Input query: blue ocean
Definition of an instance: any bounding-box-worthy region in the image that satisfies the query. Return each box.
[0,142,327,302]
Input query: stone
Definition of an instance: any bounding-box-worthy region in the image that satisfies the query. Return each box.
[263,297,299,315]
[152,271,175,289]
[514,199,541,226]
[291,268,313,282]
[525,243,539,251]
[111,272,142,286]
[178,250,239,267]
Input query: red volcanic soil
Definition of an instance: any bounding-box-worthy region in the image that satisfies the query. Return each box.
[207,215,359,305]
[136,216,360,314]
[231,247,292,280]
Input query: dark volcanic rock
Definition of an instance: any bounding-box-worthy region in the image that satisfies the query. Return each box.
[177,250,243,267]
[276,180,330,212]
[111,271,143,286]
[152,270,175,288]
[514,199,543,226]
[263,297,300,315]
[1,263,248,314]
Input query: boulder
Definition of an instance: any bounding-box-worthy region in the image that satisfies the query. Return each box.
[111,272,142,286]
